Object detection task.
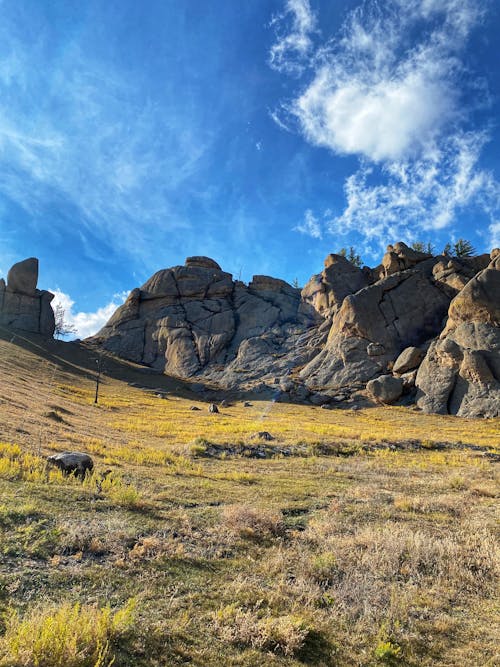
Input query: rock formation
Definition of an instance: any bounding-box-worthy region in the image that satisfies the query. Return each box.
[0,258,55,336]
[415,250,500,417]
[93,256,322,388]
[299,257,450,388]
[93,246,500,418]
[301,253,368,319]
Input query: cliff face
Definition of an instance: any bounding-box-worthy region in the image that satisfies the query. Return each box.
[92,245,499,418]
[0,258,55,337]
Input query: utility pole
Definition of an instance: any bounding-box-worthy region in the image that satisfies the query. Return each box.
[94,353,103,404]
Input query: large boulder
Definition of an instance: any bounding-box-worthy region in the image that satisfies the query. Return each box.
[416,324,500,417]
[301,253,368,319]
[366,375,404,404]
[0,258,55,336]
[416,252,500,417]
[7,257,39,294]
[393,346,425,374]
[47,451,94,478]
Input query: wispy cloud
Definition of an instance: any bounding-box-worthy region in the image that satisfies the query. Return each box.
[294,208,322,239]
[269,0,317,75]
[50,289,128,339]
[271,0,500,251]
[0,13,212,263]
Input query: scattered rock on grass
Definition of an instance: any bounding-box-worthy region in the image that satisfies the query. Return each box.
[366,375,404,404]
[208,403,220,414]
[252,431,275,441]
[47,452,94,479]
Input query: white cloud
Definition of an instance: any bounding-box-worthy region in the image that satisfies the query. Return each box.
[269,0,317,75]
[294,208,322,239]
[50,289,127,339]
[288,0,482,162]
[271,0,499,251]
[326,133,499,249]
[489,221,500,249]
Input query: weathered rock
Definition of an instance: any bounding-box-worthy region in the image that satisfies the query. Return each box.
[381,242,431,278]
[444,264,500,333]
[300,260,449,389]
[92,246,499,418]
[367,342,385,357]
[490,248,500,269]
[208,403,219,413]
[0,258,55,336]
[393,347,425,374]
[310,392,330,405]
[94,257,318,388]
[416,323,500,417]
[7,257,38,294]
[400,369,418,389]
[432,254,490,297]
[366,375,404,404]
[416,258,500,417]
[47,452,94,478]
[185,256,222,270]
[301,253,368,319]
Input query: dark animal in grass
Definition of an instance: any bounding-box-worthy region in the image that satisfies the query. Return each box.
[47,451,94,479]
[208,403,219,413]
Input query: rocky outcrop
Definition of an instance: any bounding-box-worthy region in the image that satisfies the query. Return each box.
[94,245,499,418]
[416,251,500,417]
[300,259,450,389]
[432,254,490,297]
[0,258,55,336]
[381,242,431,278]
[93,257,321,388]
[301,253,368,319]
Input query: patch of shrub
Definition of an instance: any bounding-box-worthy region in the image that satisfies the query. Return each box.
[213,604,311,657]
[0,598,136,667]
[222,504,284,540]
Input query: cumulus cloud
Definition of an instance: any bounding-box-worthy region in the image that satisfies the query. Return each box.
[271,0,500,252]
[294,208,322,239]
[50,289,127,339]
[290,0,482,162]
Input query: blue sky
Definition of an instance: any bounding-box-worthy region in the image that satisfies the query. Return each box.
[1,0,499,336]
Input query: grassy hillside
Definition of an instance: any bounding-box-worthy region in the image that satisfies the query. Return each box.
[0,329,498,666]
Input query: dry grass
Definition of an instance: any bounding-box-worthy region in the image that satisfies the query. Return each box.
[0,330,498,666]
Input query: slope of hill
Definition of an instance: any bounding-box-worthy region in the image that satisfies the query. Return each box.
[0,329,498,666]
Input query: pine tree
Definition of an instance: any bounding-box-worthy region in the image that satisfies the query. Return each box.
[453,239,476,257]
[339,246,362,268]
[411,241,433,254]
